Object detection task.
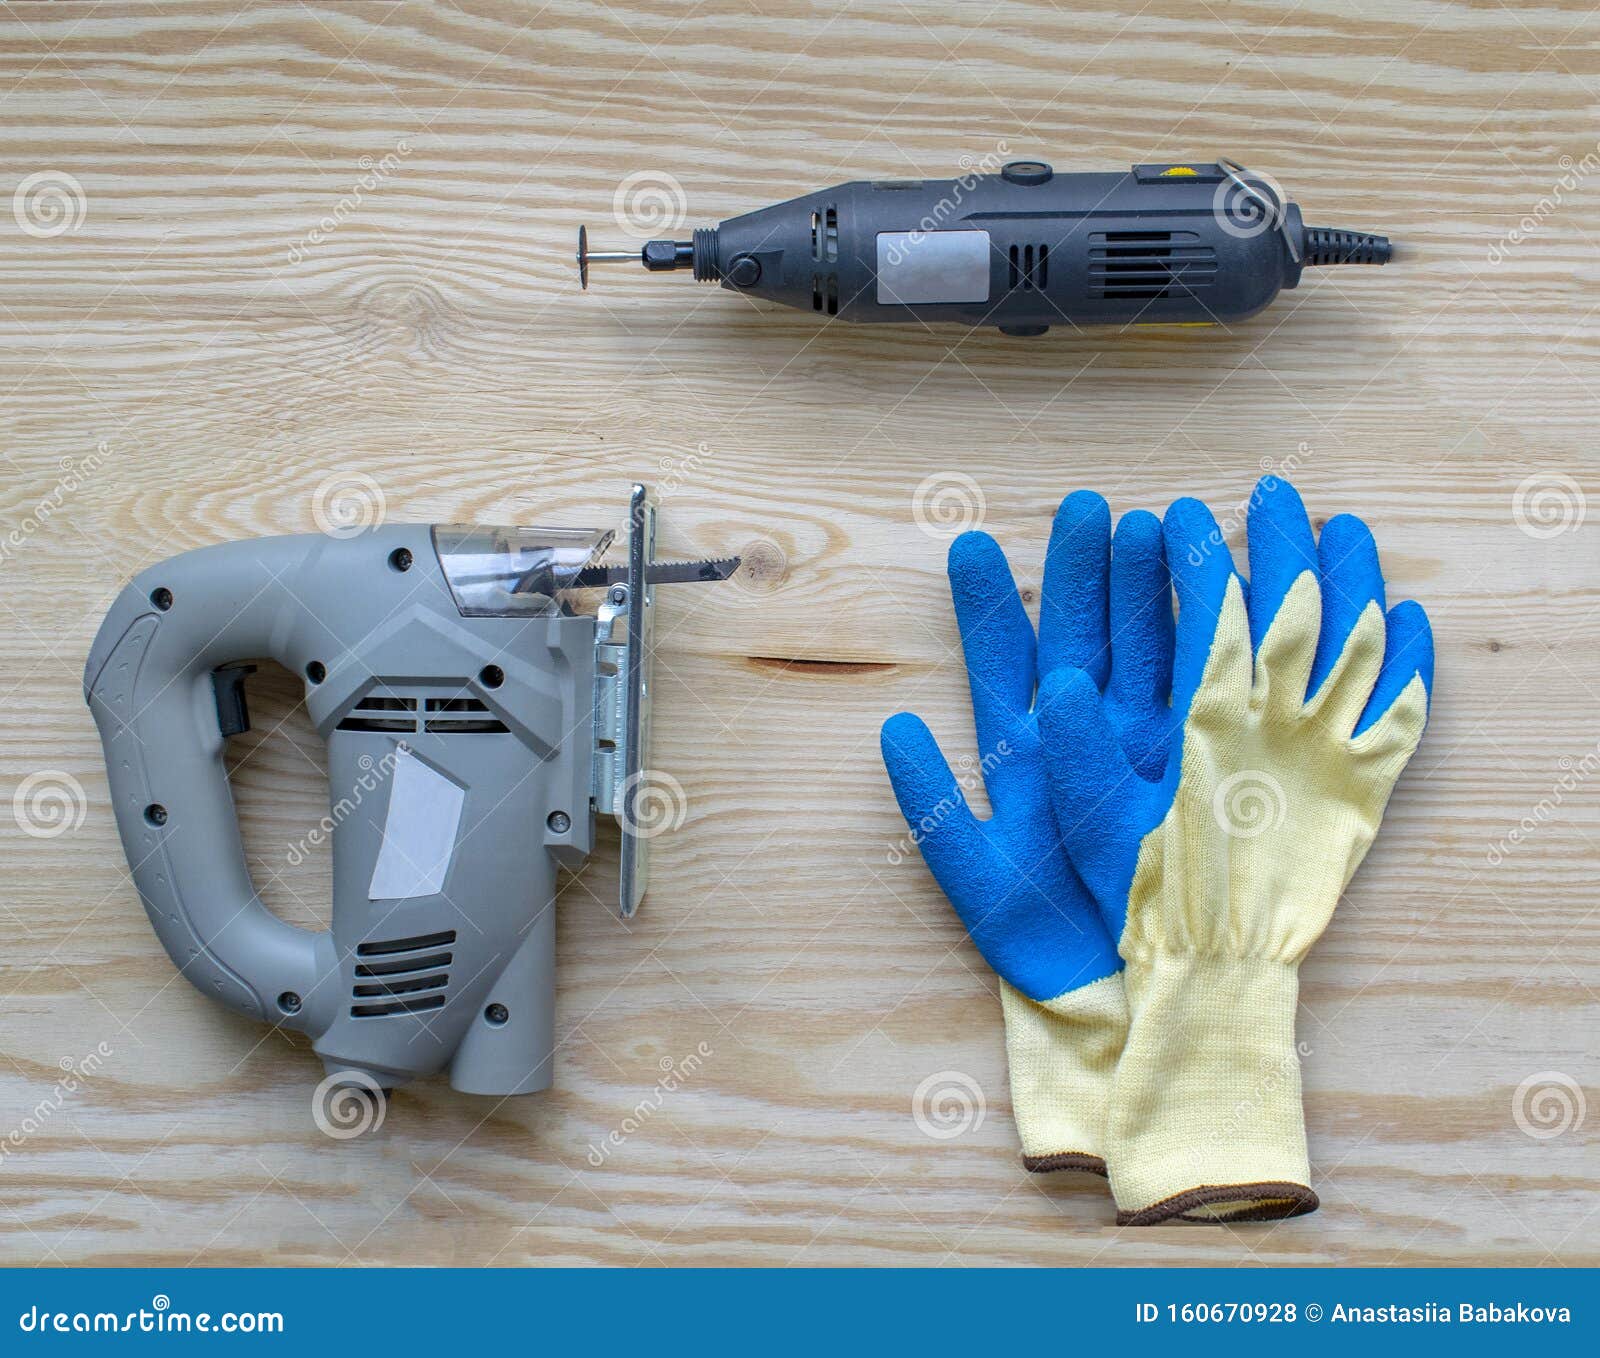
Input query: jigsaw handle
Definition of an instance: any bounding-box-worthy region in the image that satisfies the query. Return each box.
[83,535,337,1028]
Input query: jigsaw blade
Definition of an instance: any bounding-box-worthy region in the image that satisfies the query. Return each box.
[573,556,741,589]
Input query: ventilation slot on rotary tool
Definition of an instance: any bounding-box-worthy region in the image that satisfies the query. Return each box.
[350,930,456,1017]
[810,203,839,311]
[1008,243,1049,292]
[811,204,838,263]
[1089,231,1216,300]
[337,694,418,734]
[422,695,507,735]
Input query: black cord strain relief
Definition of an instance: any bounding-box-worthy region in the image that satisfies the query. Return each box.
[1302,227,1392,266]
[692,228,720,282]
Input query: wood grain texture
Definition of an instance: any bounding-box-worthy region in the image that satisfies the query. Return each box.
[1,0,1597,1266]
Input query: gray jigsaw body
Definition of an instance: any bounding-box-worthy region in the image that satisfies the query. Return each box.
[83,487,734,1099]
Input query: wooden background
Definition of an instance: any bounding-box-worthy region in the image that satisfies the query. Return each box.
[1,0,1596,1267]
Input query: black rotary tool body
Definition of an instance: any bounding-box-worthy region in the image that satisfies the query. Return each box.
[580,159,1391,335]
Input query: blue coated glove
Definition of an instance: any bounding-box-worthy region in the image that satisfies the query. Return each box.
[1036,477,1434,1223]
[881,491,1178,1173]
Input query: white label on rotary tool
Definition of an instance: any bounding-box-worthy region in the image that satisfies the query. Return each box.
[875,229,991,305]
[368,745,466,901]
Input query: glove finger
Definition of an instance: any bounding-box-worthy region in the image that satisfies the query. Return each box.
[1355,599,1434,738]
[1308,513,1386,700]
[1037,490,1111,687]
[1252,569,1321,722]
[949,531,1036,758]
[1350,603,1432,773]
[1246,477,1318,650]
[1304,597,1386,740]
[1107,508,1173,714]
[1164,497,1242,726]
[882,712,1109,998]
[880,712,995,932]
[1035,666,1142,936]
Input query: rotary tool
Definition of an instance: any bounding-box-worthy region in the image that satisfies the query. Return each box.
[85,485,736,1101]
[579,157,1391,334]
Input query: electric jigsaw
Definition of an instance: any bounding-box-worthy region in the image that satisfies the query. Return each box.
[84,485,736,1100]
[580,157,1392,334]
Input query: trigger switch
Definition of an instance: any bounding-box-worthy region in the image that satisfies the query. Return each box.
[211,663,257,738]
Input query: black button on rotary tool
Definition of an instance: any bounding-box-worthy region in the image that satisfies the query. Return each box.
[727,255,761,287]
[1001,160,1053,186]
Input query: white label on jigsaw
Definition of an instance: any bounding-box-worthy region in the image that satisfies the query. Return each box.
[368,745,466,901]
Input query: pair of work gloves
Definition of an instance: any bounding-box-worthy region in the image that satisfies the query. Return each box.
[881,478,1433,1224]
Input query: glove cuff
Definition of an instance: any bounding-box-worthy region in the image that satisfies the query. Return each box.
[1108,951,1318,1224]
[999,973,1128,1175]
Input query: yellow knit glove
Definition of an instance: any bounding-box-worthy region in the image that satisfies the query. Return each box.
[999,977,1129,1172]
[1039,482,1433,1223]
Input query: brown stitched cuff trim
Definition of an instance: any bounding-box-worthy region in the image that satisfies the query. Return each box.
[1117,1181,1319,1226]
[1023,1151,1108,1176]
